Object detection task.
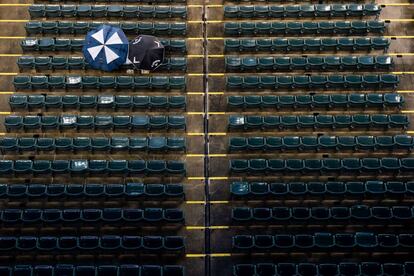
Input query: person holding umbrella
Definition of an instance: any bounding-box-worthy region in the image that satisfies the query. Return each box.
[128,35,166,73]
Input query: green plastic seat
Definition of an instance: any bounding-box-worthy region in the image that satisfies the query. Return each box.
[284,136,301,150]
[286,22,302,35]
[380,74,399,88]
[20,38,38,51]
[228,115,245,129]
[389,114,409,128]
[30,75,48,89]
[56,21,73,34]
[129,137,148,151]
[270,22,286,35]
[230,137,247,151]
[168,116,186,130]
[91,137,110,152]
[73,21,89,34]
[349,94,366,107]
[224,22,240,36]
[17,56,35,70]
[296,95,312,108]
[50,56,67,70]
[313,94,331,108]
[334,21,351,34]
[375,56,393,70]
[34,57,53,71]
[79,95,97,109]
[310,75,327,89]
[241,57,258,71]
[90,95,108,109]
[9,95,28,110]
[120,22,137,35]
[368,20,385,33]
[372,37,390,50]
[325,56,340,70]
[44,95,62,109]
[352,114,371,128]
[27,95,45,109]
[337,136,356,150]
[318,21,335,34]
[148,116,167,129]
[29,4,46,18]
[225,39,240,52]
[115,96,132,109]
[298,115,316,129]
[38,38,54,51]
[315,4,331,17]
[240,39,255,51]
[61,4,76,17]
[99,76,116,89]
[167,137,186,151]
[113,116,131,130]
[261,95,278,108]
[25,21,42,35]
[5,116,23,131]
[321,38,337,51]
[169,96,186,109]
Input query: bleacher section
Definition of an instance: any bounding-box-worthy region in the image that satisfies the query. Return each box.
[0,0,199,274]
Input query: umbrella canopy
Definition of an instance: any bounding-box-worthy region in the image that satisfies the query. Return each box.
[128,35,165,71]
[82,25,129,72]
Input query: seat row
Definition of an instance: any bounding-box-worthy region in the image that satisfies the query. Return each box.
[17,56,187,72]
[25,21,187,36]
[233,262,414,276]
[9,95,186,110]
[226,74,399,89]
[29,4,187,18]
[233,232,414,250]
[232,206,414,222]
[224,4,381,18]
[0,208,184,223]
[230,181,414,197]
[224,21,385,36]
[0,136,186,153]
[0,235,185,251]
[13,75,186,90]
[228,114,409,130]
[0,160,186,175]
[224,37,390,52]
[21,37,187,53]
[228,94,404,110]
[230,158,414,173]
[5,115,186,131]
[0,183,184,198]
[225,56,393,72]
[229,135,413,152]
[0,265,184,276]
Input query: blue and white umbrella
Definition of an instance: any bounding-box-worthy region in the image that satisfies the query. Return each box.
[82,25,129,72]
